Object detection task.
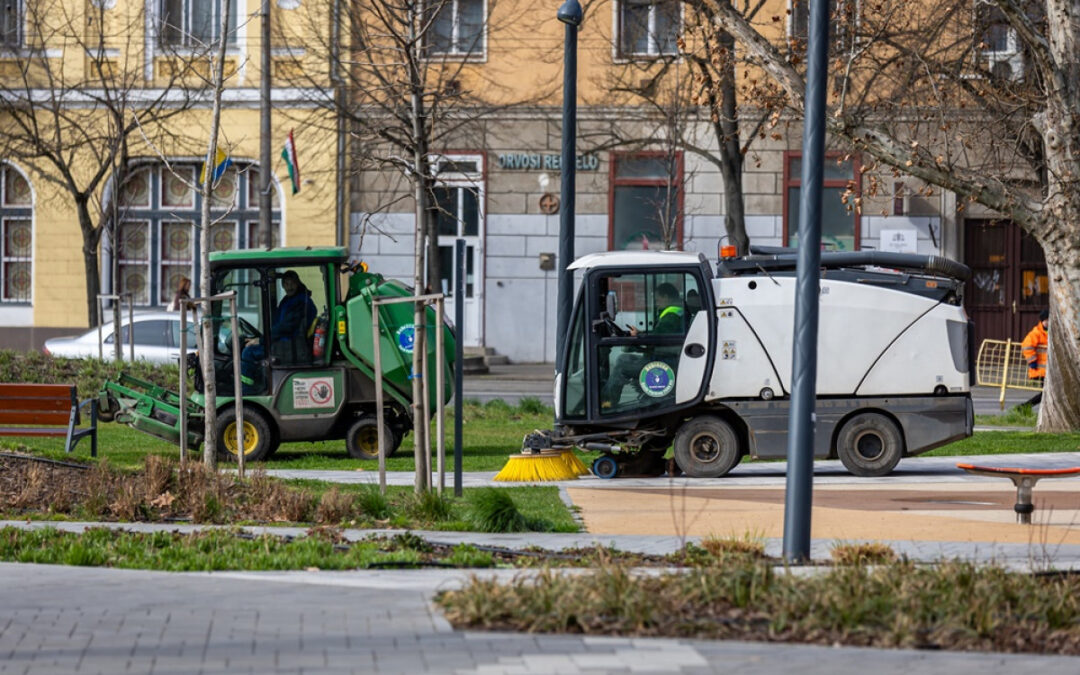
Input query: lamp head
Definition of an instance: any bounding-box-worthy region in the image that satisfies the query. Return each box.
[557,0,583,26]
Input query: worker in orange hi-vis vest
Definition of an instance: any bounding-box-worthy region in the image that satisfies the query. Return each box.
[1021,308,1049,406]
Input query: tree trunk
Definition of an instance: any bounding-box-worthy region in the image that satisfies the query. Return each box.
[199,0,233,470]
[409,36,430,492]
[716,32,748,255]
[76,198,102,328]
[1037,258,1080,431]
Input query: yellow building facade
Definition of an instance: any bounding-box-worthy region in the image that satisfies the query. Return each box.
[0,0,342,347]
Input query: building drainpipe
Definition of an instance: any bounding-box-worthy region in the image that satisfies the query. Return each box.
[331,0,346,248]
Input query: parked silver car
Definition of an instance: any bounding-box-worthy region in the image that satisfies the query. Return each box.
[43,311,198,364]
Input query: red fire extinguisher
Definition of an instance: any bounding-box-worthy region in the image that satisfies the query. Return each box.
[313,312,329,358]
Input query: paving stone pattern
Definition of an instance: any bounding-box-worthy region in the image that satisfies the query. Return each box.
[3,563,1080,674]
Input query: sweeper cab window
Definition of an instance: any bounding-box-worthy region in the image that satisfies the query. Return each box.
[560,267,707,423]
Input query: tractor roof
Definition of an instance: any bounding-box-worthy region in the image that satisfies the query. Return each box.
[209,246,348,269]
[568,250,707,271]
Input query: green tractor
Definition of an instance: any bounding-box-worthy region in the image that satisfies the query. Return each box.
[98,246,454,462]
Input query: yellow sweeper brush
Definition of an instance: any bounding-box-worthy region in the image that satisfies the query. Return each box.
[493,449,587,482]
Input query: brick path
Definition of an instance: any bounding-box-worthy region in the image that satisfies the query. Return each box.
[3,562,1079,674]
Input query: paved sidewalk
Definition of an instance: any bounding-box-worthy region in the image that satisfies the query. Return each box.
[4,562,1080,674]
[264,451,1080,489]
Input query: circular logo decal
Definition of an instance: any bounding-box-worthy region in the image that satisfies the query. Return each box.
[639,361,675,398]
[396,324,415,353]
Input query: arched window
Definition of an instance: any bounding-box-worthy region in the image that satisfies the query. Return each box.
[0,164,33,304]
[106,162,281,306]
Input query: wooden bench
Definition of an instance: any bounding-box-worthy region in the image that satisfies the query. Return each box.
[0,384,98,456]
[957,463,1080,524]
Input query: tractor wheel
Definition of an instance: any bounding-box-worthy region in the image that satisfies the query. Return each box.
[346,416,396,460]
[836,413,903,477]
[216,407,275,463]
[673,416,741,478]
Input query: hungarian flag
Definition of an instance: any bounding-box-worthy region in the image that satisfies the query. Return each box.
[281,130,300,194]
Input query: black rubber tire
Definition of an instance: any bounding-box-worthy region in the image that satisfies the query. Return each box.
[216,407,275,463]
[673,416,742,478]
[836,412,903,477]
[592,455,619,480]
[346,415,396,460]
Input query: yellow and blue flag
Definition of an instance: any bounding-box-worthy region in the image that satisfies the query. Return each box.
[200,148,231,184]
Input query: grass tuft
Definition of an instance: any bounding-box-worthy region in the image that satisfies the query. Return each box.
[701,533,767,560]
[830,542,898,566]
[467,488,528,533]
[356,485,391,520]
[405,490,453,523]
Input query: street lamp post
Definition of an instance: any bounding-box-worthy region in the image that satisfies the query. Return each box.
[783,0,830,563]
[555,0,583,396]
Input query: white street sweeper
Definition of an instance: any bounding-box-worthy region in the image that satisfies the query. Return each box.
[522,247,974,479]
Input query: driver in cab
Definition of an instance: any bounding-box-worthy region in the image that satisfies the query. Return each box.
[602,283,685,409]
[240,270,317,392]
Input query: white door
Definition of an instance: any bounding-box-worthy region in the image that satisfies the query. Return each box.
[432,174,484,347]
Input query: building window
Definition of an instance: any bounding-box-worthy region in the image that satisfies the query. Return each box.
[790,0,859,53]
[783,152,861,251]
[618,0,680,58]
[0,165,31,303]
[609,152,683,250]
[1,0,22,48]
[111,162,281,307]
[426,0,484,57]
[975,0,1024,81]
[159,0,238,47]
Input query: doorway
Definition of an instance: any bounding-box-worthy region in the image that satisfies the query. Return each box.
[964,219,1048,347]
[431,155,484,347]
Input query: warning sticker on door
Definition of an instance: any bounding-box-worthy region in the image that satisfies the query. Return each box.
[293,377,335,409]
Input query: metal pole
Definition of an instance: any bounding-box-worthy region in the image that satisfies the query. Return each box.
[783,0,830,563]
[372,297,386,495]
[435,297,445,494]
[179,304,188,465]
[259,0,272,250]
[421,311,431,488]
[555,0,582,388]
[127,297,134,362]
[97,299,103,361]
[454,238,464,496]
[229,295,244,479]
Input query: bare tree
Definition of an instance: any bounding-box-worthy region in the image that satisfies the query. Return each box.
[710,0,1080,429]
[195,0,237,469]
[277,0,544,488]
[582,0,778,254]
[0,0,204,326]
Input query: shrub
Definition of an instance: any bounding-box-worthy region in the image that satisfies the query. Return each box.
[467,488,527,533]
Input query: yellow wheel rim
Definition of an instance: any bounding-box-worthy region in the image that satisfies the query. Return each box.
[355,426,380,454]
[224,420,259,456]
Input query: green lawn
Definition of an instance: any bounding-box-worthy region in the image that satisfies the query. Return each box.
[5,398,1076,472]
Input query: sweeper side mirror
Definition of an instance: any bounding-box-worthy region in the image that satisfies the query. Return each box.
[605,291,618,319]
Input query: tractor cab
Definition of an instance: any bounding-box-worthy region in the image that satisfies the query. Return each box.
[558,251,716,426]
[206,248,345,398]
